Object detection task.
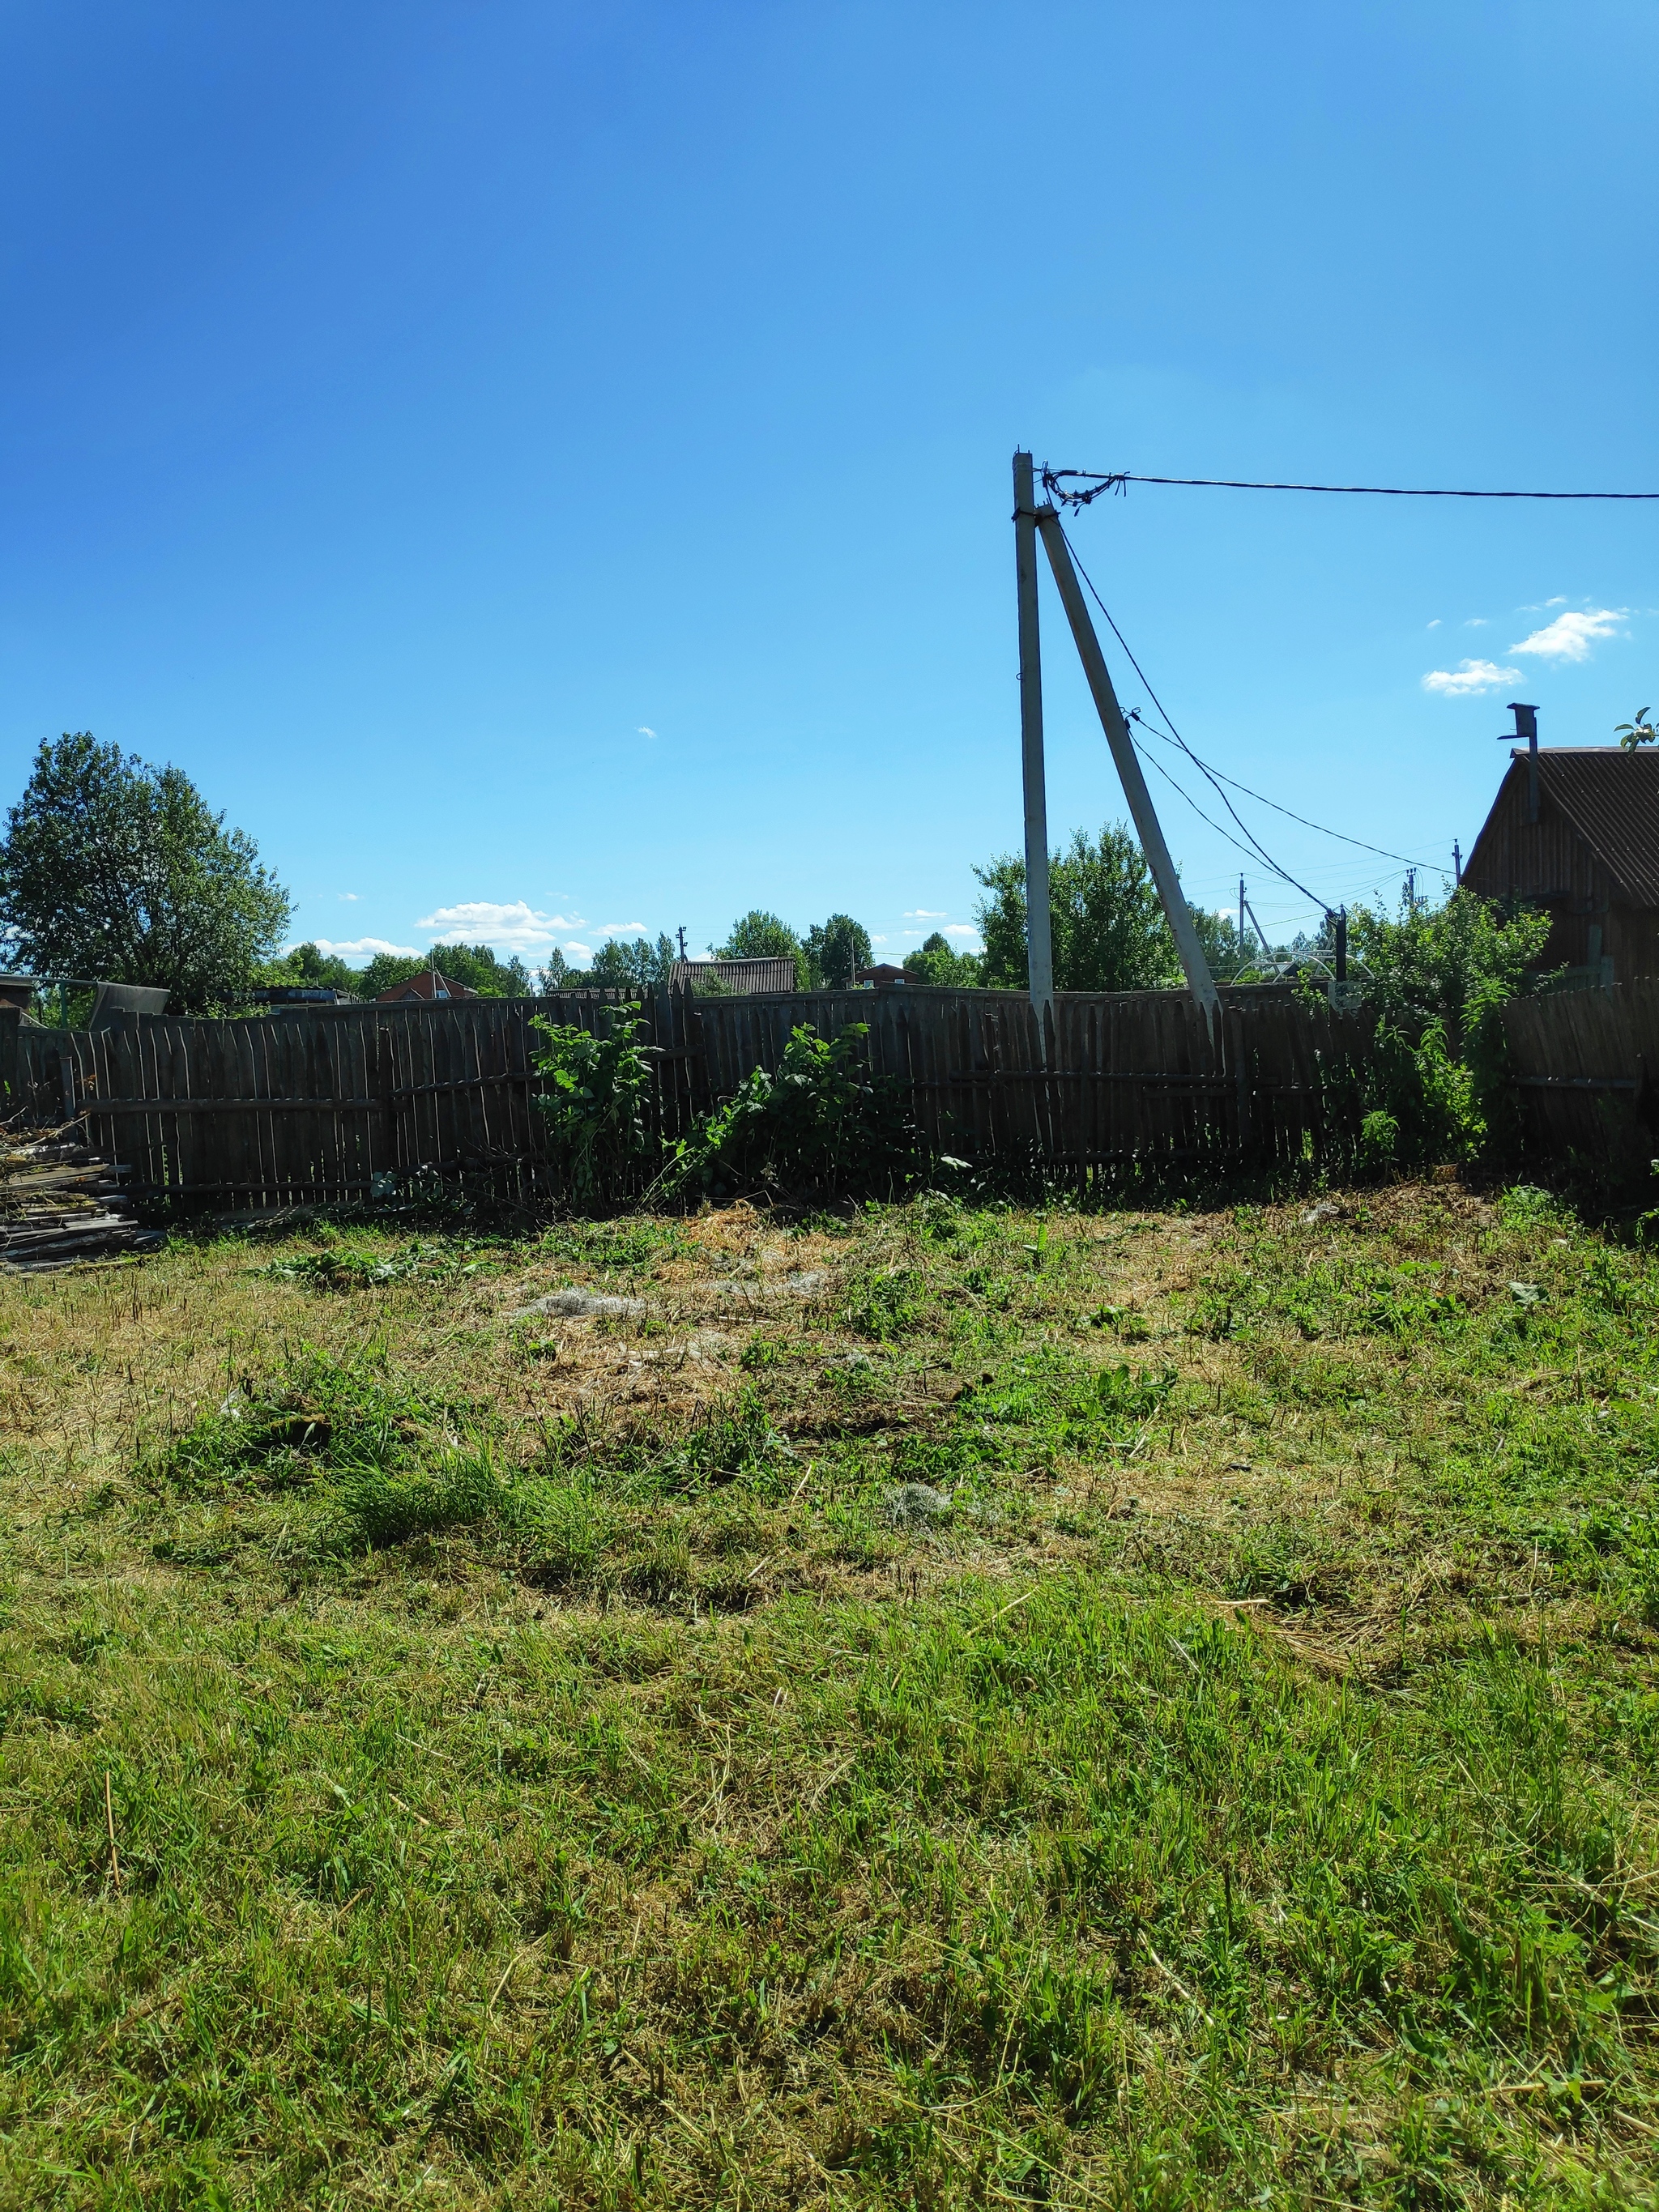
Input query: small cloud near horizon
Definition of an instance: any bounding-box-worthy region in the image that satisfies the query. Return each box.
[904,908,948,918]
[1510,607,1626,662]
[1422,659,1521,697]
[563,941,592,960]
[943,924,979,940]
[298,936,419,963]
[416,900,582,951]
[597,923,647,936]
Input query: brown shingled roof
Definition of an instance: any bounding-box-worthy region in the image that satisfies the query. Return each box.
[1530,748,1659,906]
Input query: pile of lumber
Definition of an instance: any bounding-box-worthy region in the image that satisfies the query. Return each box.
[0,1138,163,1272]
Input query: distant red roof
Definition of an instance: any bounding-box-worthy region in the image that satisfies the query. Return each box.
[376,969,481,1004]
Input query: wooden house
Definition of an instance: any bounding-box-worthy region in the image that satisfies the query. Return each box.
[1461,747,1659,983]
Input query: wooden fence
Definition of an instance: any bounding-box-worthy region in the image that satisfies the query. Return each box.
[0,984,1378,1208]
[1499,979,1659,1162]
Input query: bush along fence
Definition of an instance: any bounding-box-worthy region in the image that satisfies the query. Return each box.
[0,983,1393,1209]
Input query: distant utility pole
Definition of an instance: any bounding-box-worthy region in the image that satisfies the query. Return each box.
[1503,701,1540,825]
[676,925,688,962]
[1452,841,1462,886]
[1334,906,1348,983]
[1012,453,1054,1023]
[1239,877,1247,967]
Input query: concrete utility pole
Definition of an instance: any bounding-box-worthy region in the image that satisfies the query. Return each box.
[676,926,688,962]
[1452,842,1462,886]
[1031,503,1221,1025]
[1013,453,1054,1022]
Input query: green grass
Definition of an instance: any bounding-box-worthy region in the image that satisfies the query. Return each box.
[1,1179,1657,2206]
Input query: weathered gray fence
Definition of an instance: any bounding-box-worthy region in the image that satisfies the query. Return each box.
[1500,980,1659,1161]
[0,985,1378,1208]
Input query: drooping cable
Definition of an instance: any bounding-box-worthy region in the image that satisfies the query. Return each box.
[1055,521,1333,912]
[1042,465,1659,508]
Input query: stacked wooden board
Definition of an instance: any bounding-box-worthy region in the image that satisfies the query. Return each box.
[0,1139,163,1272]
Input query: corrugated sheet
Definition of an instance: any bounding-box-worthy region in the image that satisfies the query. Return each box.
[669,957,799,995]
[1533,748,1659,905]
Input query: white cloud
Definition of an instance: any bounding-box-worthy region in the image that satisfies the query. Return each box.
[597,922,647,936]
[870,934,889,945]
[415,900,583,951]
[904,908,948,918]
[301,936,420,962]
[943,924,979,940]
[1509,607,1626,661]
[1427,618,1441,629]
[638,726,657,739]
[338,892,360,901]
[1463,617,1488,627]
[563,941,592,960]
[1422,658,1522,696]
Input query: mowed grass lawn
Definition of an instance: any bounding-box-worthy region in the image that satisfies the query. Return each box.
[2,1180,1657,2209]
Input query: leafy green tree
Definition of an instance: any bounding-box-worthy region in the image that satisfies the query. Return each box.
[717,910,809,987]
[0,733,291,1012]
[804,913,872,988]
[903,931,984,987]
[587,933,676,989]
[1616,707,1657,750]
[1347,885,1553,1059]
[258,942,363,995]
[1341,886,1555,1170]
[975,824,1188,993]
[358,941,531,999]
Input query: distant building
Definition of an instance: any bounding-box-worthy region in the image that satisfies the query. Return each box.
[1463,746,1659,984]
[376,969,481,1004]
[252,986,360,1008]
[857,963,909,987]
[668,957,798,995]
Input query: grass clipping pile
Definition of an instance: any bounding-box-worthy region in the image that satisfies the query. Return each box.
[2,1183,1657,2207]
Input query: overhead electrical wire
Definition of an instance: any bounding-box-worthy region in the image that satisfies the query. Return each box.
[1052,518,1446,914]
[1041,465,1659,508]
[1056,521,1337,912]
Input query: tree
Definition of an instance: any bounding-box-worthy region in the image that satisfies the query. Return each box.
[1346,885,1553,1059]
[804,913,872,988]
[587,933,676,989]
[974,824,1184,993]
[258,942,363,995]
[358,941,531,999]
[0,733,291,1012]
[1616,708,1657,750]
[717,910,809,987]
[903,931,984,987]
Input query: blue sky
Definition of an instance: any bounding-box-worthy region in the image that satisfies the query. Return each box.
[3,2,1657,968]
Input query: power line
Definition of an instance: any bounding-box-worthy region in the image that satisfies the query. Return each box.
[1042,465,1659,508]
[1056,521,1334,911]
[1054,518,1443,884]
